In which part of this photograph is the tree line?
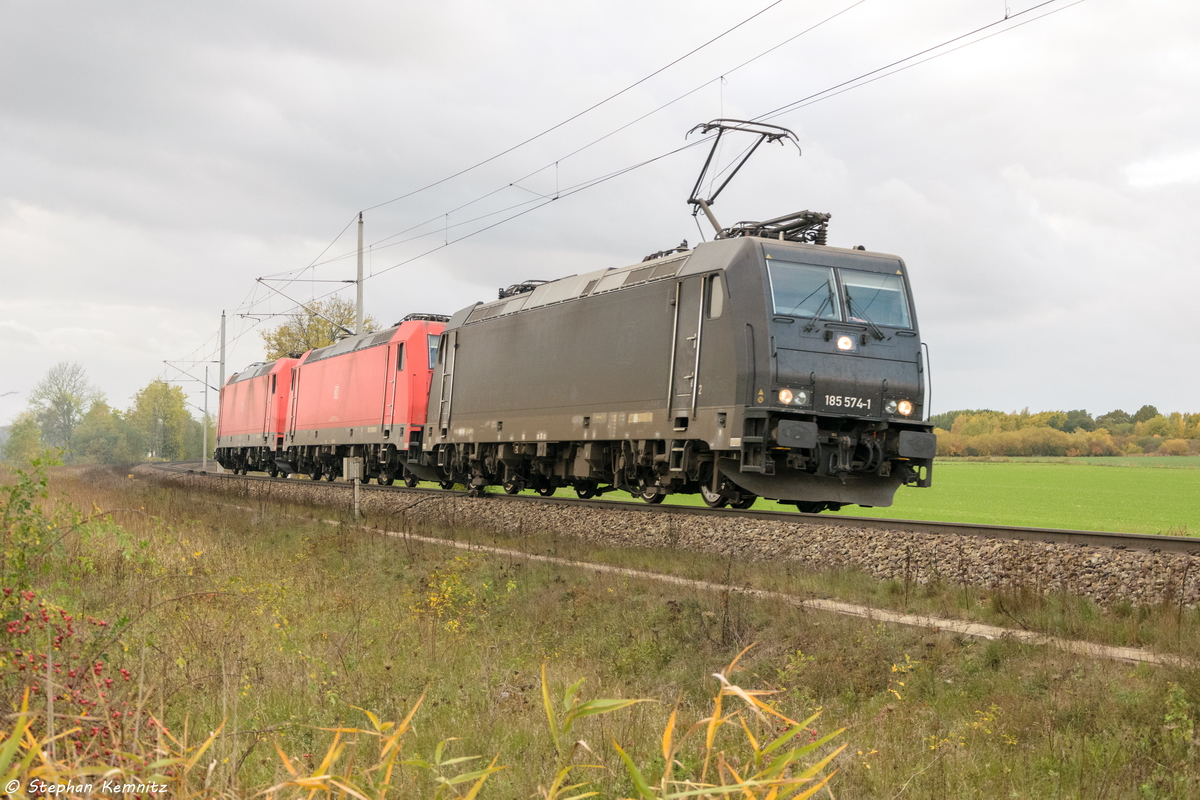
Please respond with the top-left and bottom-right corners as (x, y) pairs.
(2, 300), (370, 467)
(931, 406), (1200, 458)
(1, 362), (213, 466)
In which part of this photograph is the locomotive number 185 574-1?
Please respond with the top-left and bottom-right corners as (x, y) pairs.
(824, 395), (871, 410)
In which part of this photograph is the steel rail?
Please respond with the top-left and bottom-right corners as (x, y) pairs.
(150, 462), (1200, 555)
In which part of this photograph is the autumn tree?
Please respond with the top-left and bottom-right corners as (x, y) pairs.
(72, 402), (144, 464)
(127, 380), (192, 460)
(1095, 409), (1132, 431)
(183, 413), (215, 461)
(27, 362), (102, 458)
(259, 298), (379, 360)
(1132, 404), (1160, 423)
(1063, 409), (1095, 432)
(2, 413), (43, 464)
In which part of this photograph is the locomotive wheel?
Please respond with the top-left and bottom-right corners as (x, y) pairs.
(503, 480), (521, 495)
(438, 480), (457, 490)
(700, 486), (728, 509)
(535, 486), (556, 497)
(403, 473), (420, 488)
(377, 474), (395, 486)
(308, 469), (322, 481)
(794, 501), (828, 514)
(639, 487), (665, 504)
(729, 494), (756, 510)
(324, 471), (336, 482)
(574, 482), (598, 499)
(268, 465), (280, 478)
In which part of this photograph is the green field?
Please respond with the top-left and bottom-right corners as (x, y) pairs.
(525, 458), (1200, 536)
(830, 460), (1200, 535)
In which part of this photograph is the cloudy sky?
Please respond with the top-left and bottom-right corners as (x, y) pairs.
(2, 0), (1197, 426)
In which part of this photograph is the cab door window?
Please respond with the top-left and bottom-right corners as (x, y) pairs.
(428, 334), (440, 368)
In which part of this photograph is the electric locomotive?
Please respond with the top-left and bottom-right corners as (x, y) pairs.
(216, 313), (448, 482)
(215, 356), (301, 475)
(421, 120), (936, 510)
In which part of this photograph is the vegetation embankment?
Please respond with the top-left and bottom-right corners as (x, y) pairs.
(931, 405), (1200, 458)
(5, 462), (1200, 797)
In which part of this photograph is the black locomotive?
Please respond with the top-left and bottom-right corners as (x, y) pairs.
(416, 121), (936, 510)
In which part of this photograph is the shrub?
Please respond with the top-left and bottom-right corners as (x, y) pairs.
(1160, 439), (1190, 457)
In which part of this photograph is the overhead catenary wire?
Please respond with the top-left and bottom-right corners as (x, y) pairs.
(190, 0), (1089, 372)
(283, 0), (1090, 288)
(755, 0), (1085, 122)
(264, 0), (791, 292)
(357, 0), (786, 217)
(259, 0), (878, 281)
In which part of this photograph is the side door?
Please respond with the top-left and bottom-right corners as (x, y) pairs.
(668, 275), (707, 426)
(436, 330), (456, 434)
(286, 367), (300, 444)
(262, 373), (276, 441)
(384, 341), (406, 429)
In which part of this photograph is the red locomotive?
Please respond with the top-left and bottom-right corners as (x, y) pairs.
(215, 314), (447, 483)
(215, 357), (300, 476)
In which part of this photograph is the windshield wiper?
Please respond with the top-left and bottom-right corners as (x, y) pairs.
(846, 292), (886, 340)
(802, 294), (833, 331)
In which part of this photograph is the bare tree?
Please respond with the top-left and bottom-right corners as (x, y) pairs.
(28, 362), (102, 457)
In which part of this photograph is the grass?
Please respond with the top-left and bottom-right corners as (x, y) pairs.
(985, 456), (1200, 469)
(6, 462), (1200, 797)
(835, 461), (1200, 535)
(500, 458), (1200, 536)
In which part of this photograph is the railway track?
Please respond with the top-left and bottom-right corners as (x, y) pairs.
(151, 461), (1200, 556)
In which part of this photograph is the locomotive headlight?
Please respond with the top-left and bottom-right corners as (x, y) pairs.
(778, 389), (811, 406)
(836, 335), (856, 351)
(897, 400), (914, 416)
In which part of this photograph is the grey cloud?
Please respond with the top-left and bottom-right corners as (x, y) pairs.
(2, 0), (1198, 418)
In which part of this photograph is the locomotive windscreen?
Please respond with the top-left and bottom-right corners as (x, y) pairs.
(842, 270), (911, 329)
(766, 256), (913, 330)
(765, 260), (841, 320)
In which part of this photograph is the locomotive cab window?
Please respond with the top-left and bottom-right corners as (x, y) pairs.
(841, 270), (912, 329)
(706, 274), (724, 319)
(429, 334), (441, 368)
(766, 260), (841, 321)
(395, 343), (405, 371)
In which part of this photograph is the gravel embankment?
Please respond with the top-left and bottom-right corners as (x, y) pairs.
(141, 467), (1200, 608)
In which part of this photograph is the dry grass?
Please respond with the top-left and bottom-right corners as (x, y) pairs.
(4, 461), (1200, 797)
(2, 463), (849, 798)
